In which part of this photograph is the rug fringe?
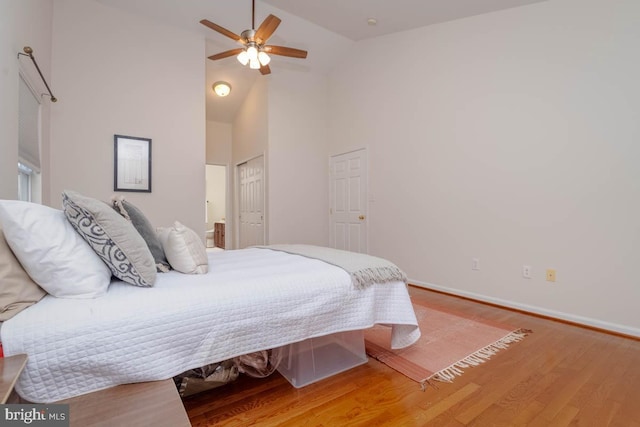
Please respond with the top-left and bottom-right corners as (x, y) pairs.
(420, 379), (440, 392)
(429, 328), (532, 384)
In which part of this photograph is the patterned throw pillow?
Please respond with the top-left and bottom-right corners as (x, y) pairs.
(62, 190), (157, 287)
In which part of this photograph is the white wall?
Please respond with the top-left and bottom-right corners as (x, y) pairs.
(0, 0), (53, 202)
(206, 120), (231, 165)
(267, 71), (330, 245)
(232, 79), (268, 165)
(50, 0), (206, 237)
(230, 71), (330, 247)
(328, 0), (640, 334)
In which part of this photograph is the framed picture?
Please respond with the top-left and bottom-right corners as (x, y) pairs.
(114, 134), (152, 192)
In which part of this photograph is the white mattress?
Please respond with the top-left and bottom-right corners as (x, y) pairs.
(1, 248), (420, 403)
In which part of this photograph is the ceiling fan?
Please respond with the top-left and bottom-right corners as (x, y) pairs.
(200, 0), (308, 75)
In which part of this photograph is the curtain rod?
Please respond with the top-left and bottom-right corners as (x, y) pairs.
(17, 46), (57, 102)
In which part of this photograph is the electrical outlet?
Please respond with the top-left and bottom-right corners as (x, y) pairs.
(522, 265), (532, 279)
(546, 269), (556, 282)
(472, 258), (480, 271)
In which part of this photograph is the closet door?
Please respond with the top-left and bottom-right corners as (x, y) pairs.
(238, 156), (264, 248)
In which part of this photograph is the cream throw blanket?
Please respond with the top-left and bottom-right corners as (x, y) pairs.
(258, 244), (407, 289)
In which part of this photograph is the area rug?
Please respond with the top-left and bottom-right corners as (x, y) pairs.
(364, 300), (530, 387)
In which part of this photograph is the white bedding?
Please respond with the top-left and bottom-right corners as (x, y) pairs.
(1, 248), (420, 403)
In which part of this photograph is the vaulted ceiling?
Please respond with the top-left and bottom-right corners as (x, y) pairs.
(96, 0), (547, 122)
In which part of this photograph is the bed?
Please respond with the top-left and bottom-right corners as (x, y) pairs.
(1, 247), (420, 403)
(0, 193), (419, 404)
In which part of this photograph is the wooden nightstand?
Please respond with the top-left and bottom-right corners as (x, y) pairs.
(0, 354), (28, 403)
(1, 355), (190, 426)
(57, 380), (191, 427)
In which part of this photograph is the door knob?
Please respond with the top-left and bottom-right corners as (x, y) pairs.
(359, 215), (365, 220)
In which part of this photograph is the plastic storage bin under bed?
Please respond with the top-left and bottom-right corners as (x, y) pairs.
(276, 329), (368, 388)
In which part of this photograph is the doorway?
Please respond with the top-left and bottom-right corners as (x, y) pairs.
(329, 148), (368, 253)
(206, 164), (227, 249)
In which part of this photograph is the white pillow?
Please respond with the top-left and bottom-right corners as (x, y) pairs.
(157, 221), (208, 274)
(0, 200), (112, 298)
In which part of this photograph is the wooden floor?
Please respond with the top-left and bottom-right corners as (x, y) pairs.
(183, 286), (640, 426)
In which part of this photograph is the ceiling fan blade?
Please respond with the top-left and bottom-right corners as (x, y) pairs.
(264, 45), (308, 59)
(200, 19), (242, 42)
(255, 14), (281, 44)
(208, 48), (245, 61)
(259, 64), (271, 75)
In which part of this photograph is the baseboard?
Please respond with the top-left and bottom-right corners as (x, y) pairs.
(410, 279), (640, 339)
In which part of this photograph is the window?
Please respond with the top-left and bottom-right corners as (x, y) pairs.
(17, 162), (33, 202)
(18, 74), (42, 203)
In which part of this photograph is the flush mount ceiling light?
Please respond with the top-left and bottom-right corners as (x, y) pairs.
(200, 0), (308, 75)
(213, 81), (231, 97)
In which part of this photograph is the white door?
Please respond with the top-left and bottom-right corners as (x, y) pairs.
(238, 156), (265, 248)
(330, 149), (367, 253)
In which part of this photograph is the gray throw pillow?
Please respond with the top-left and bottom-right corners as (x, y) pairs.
(112, 196), (170, 272)
(62, 190), (157, 287)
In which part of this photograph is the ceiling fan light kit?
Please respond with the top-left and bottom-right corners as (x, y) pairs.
(258, 51), (271, 66)
(237, 50), (249, 65)
(201, 0), (307, 75)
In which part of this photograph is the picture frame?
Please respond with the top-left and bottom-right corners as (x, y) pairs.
(114, 134), (152, 192)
